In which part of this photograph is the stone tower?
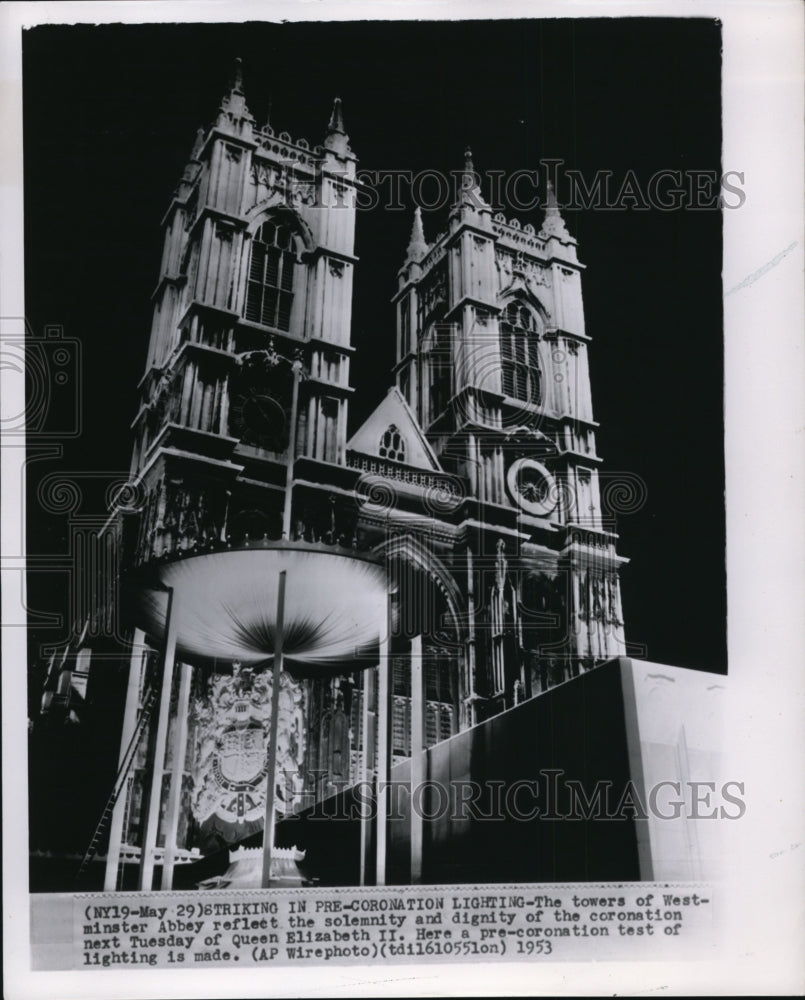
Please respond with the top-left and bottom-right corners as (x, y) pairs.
(388, 152), (627, 717)
(131, 59), (359, 551)
(103, 61), (367, 889)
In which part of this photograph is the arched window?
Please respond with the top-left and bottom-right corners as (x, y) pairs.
(379, 424), (406, 462)
(245, 220), (296, 331)
(427, 322), (452, 423)
(499, 301), (541, 404)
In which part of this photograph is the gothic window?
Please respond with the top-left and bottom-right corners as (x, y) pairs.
(389, 653), (455, 757)
(400, 297), (410, 357)
(350, 681), (364, 756)
(245, 220), (296, 331)
(428, 324), (452, 422)
(319, 706), (349, 788)
(574, 467), (597, 527)
(490, 583), (506, 695)
(379, 424), (406, 462)
(123, 775), (144, 843)
(392, 696), (410, 759)
(390, 657), (410, 758)
(425, 649), (456, 744)
(489, 542), (511, 696)
(420, 266), (447, 320)
(425, 648), (452, 703)
(499, 301), (541, 404)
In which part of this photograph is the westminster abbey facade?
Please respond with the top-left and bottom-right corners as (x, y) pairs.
(40, 60), (627, 885)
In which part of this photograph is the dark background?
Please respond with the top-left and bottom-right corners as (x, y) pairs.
(23, 18), (726, 690)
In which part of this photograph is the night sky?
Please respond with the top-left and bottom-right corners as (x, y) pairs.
(23, 18), (725, 678)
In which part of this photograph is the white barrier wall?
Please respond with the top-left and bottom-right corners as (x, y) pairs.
(620, 658), (728, 882)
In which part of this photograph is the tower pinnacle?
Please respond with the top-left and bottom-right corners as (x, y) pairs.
(406, 205), (429, 262)
(231, 56), (245, 95)
(327, 96), (346, 135)
(216, 56), (254, 131)
(190, 127), (205, 161)
(540, 178), (571, 240)
(324, 97), (351, 155)
(453, 144), (487, 210)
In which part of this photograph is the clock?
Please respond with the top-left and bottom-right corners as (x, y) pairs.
(506, 458), (557, 517)
(232, 388), (288, 451)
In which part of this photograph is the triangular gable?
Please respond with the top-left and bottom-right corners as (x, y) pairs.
(347, 387), (442, 471)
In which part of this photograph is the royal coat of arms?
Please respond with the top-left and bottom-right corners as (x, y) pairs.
(190, 663), (306, 846)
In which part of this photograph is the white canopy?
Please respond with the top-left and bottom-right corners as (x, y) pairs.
(129, 543), (388, 676)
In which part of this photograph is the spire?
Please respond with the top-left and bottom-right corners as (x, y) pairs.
(406, 205), (429, 262)
(327, 96), (345, 135)
(264, 97), (273, 133)
(454, 144), (487, 210)
(216, 56), (254, 132)
(231, 56), (245, 95)
(546, 177), (558, 213)
(539, 178), (571, 240)
(323, 96), (351, 155)
(459, 146), (477, 196)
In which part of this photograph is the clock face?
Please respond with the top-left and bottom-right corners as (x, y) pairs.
(506, 458), (557, 517)
(232, 389), (288, 451)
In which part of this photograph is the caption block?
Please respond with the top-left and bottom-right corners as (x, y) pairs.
(30, 884), (716, 970)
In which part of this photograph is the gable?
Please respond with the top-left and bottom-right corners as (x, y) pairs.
(346, 387), (442, 471)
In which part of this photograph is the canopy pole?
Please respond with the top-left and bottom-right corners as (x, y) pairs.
(375, 596), (391, 886)
(281, 360), (304, 540)
(139, 588), (178, 891)
(410, 634), (425, 884)
(105, 628), (146, 891)
(359, 664), (377, 886)
(261, 569), (287, 888)
(161, 661), (193, 890)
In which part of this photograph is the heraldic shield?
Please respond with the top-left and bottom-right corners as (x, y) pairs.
(191, 665), (306, 850)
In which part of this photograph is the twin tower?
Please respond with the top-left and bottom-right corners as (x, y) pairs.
(106, 59), (627, 885)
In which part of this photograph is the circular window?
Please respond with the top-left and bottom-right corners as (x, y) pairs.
(506, 459), (557, 517)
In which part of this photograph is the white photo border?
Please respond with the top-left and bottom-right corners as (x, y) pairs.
(2, 1), (804, 997)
